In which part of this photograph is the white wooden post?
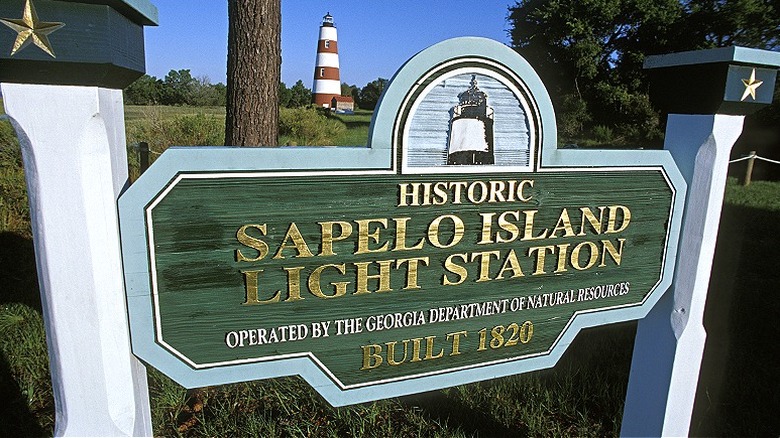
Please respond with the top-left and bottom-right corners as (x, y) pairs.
(1, 83), (152, 437)
(621, 47), (780, 437)
(621, 114), (744, 437)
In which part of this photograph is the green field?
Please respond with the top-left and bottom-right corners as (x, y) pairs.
(124, 105), (372, 149)
(1, 106), (779, 436)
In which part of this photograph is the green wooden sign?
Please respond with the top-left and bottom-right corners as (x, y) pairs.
(120, 38), (686, 405)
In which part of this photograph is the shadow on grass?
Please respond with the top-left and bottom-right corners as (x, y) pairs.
(403, 323), (635, 437)
(0, 231), (52, 436)
(337, 119), (373, 130)
(327, 113), (372, 130)
(401, 389), (518, 436)
(0, 232), (41, 311)
(0, 353), (47, 437)
(691, 204), (780, 436)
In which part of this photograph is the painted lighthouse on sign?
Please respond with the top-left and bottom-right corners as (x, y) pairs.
(447, 75), (495, 165)
(401, 70), (535, 172)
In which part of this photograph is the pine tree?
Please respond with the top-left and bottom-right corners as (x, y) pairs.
(225, 0), (281, 146)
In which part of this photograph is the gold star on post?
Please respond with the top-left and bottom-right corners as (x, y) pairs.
(0, 0), (64, 58)
(741, 68), (764, 101)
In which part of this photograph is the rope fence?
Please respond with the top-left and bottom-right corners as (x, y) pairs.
(728, 151), (779, 186)
(729, 152), (780, 165)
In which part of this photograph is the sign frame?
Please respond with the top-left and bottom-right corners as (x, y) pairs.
(119, 37), (686, 406)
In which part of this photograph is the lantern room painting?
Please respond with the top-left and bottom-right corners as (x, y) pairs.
(401, 70), (538, 173)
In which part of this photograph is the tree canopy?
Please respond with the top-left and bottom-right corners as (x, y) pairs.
(509, 0), (780, 143)
(358, 78), (388, 110)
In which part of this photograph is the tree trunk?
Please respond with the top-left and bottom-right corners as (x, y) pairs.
(225, 0), (281, 146)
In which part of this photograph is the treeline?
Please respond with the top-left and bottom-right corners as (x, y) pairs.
(124, 70), (390, 111)
(509, 0), (780, 145)
(124, 70), (227, 106)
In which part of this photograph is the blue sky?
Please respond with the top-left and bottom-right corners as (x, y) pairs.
(144, 1), (516, 88)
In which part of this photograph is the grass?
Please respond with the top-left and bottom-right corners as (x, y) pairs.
(124, 105), (225, 123)
(327, 109), (373, 146)
(1, 106), (779, 436)
(723, 177), (780, 211)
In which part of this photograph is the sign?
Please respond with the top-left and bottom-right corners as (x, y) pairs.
(120, 37), (686, 406)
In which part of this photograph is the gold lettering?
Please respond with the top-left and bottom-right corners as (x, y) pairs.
(410, 337), (423, 362)
(443, 253), (468, 286)
(432, 182), (449, 205)
(392, 217), (425, 251)
(496, 249), (524, 279)
(354, 260), (393, 294)
(308, 264), (349, 298)
(555, 244), (569, 273)
(447, 330), (468, 356)
(283, 266), (305, 302)
(578, 206), (606, 236)
(398, 183), (419, 207)
(497, 210), (521, 243)
(471, 251), (501, 282)
(518, 180), (534, 202)
(273, 222), (315, 259)
(318, 221), (352, 257)
(478, 212), (496, 245)
(571, 241), (600, 271)
(521, 210), (548, 241)
(396, 257), (430, 290)
(467, 181), (488, 204)
(600, 238), (626, 266)
(386, 340), (409, 366)
(235, 224), (269, 262)
(241, 269), (281, 305)
(424, 335), (444, 360)
(450, 181), (467, 204)
(550, 208), (576, 238)
(421, 182), (433, 206)
(489, 180), (507, 203)
(606, 205), (632, 233)
(360, 344), (383, 370)
(528, 245), (555, 275)
(506, 180), (518, 202)
(428, 214), (465, 248)
(355, 218), (390, 254)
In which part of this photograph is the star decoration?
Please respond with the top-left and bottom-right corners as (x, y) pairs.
(740, 68), (764, 101)
(0, 0), (64, 58)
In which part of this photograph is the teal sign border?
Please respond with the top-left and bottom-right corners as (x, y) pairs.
(119, 37), (686, 406)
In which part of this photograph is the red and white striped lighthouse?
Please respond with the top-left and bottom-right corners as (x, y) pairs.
(312, 13), (341, 108)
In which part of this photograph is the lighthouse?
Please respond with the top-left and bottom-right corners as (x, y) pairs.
(312, 13), (342, 108)
(447, 75), (495, 165)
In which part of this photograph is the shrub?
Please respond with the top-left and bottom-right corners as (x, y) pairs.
(279, 107), (345, 146)
(557, 93), (591, 140)
(126, 109), (224, 155)
(592, 125), (615, 144)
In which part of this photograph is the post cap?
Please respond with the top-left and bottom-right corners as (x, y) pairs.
(0, 0), (158, 89)
(644, 46), (780, 115)
(56, 0), (158, 26)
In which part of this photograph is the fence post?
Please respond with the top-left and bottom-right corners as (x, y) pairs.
(139, 141), (150, 174)
(0, 0), (157, 435)
(744, 151), (756, 186)
(623, 47), (780, 437)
